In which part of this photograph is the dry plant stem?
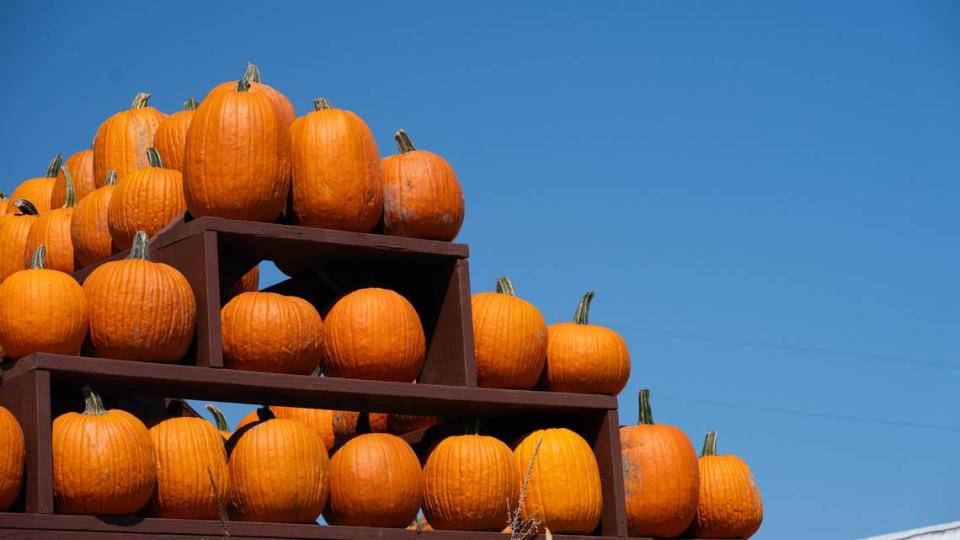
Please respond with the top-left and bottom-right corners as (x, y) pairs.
(207, 466), (229, 538)
(509, 437), (544, 540)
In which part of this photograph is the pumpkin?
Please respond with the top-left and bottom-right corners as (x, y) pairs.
(620, 389), (699, 537)
(687, 432), (763, 539)
(52, 149), (96, 206)
(23, 165), (78, 273)
(6, 154), (61, 215)
(289, 97), (383, 231)
(382, 129), (465, 240)
(148, 401), (229, 519)
(323, 433), (422, 527)
(0, 406), (24, 511)
(184, 76), (291, 222)
(83, 231), (196, 362)
(0, 193), (8, 215)
(472, 277), (547, 389)
(0, 199), (40, 282)
(330, 410), (388, 447)
(320, 288), (425, 381)
(71, 170), (120, 267)
(108, 148), (187, 250)
(52, 386), (156, 515)
(93, 92), (166, 185)
(228, 407), (329, 523)
(221, 291), (322, 374)
(513, 428), (602, 534)
(235, 406), (339, 453)
(222, 264), (260, 302)
(153, 98), (198, 171)
(422, 431), (519, 531)
(207, 63), (296, 126)
(544, 291), (630, 395)
(0, 245), (88, 358)
(205, 404), (232, 442)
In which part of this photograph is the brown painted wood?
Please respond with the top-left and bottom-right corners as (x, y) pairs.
(595, 410), (629, 537)
(0, 371), (52, 513)
(71, 213), (190, 283)
(420, 259), (476, 386)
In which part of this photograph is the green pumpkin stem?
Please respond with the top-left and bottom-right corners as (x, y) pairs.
(29, 245), (46, 270)
(183, 97), (199, 111)
(60, 165), (76, 208)
(146, 148), (164, 169)
(314, 97), (333, 111)
(81, 385), (107, 416)
(205, 404), (230, 432)
(128, 231), (151, 261)
(13, 199), (39, 216)
(131, 92), (151, 109)
(310, 365), (322, 377)
(395, 130), (416, 154)
(45, 153), (63, 178)
(638, 389), (654, 425)
(495, 276), (516, 296)
(701, 431), (718, 457)
(104, 170), (118, 186)
(0, 192), (6, 200)
(237, 78), (251, 92)
(573, 290), (596, 324)
(256, 406), (275, 422)
(244, 62), (262, 84)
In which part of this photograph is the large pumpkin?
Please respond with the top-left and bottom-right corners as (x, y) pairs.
(472, 277), (547, 389)
(6, 154), (62, 215)
(228, 407), (329, 523)
(544, 291), (630, 395)
(71, 170), (119, 267)
(108, 148), (187, 250)
(204, 404), (232, 442)
(153, 98), (198, 171)
(0, 199), (40, 282)
(323, 433), (422, 527)
(93, 92), (166, 185)
(320, 288), (425, 382)
(23, 165), (78, 273)
(621, 389), (699, 537)
(83, 231), (197, 362)
(289, 97), (383, 231)
(52, 386), (156, 515)
(52, 149), (96, 206)
(381, 129), (464, 240)
(184, 77), (291, 221)
(513, 428), (602, 534)
(207, 63), (296, 126)
(687, 432), (763, 539)
(0, 406), (24, 511)
(0, 245), (88, 358)
(422, 432), (519, 531)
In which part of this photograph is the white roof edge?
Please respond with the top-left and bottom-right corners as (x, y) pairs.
(863, 520), (960, 539)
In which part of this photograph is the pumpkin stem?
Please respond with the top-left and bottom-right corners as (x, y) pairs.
(395, 130), (416, 154)
(310, 365), (322, 377)
(573, 290), (596, 324)
(29, 245), (46, 270)
(256, 406), (275, 422)
(0, 192), (6, 200)
(183, 97), (199, 111)
(12, 199), (39, 216)
(313, 97), (333, 111)
(81, 385), (107, 416)
(701, 431), (718, 457)
(638, 389), (654, 425)
(128, 231), (151, 261)
(237, 78), (251, 92)
(131, 92), (151, 109)
(205, 404), (230, 432)
(45, 153), (63, 178)
(243, 62), (261, 84)
(146, 148), (164, 169)
(495, 276), (516, 296)
(104, 170), (118, 186)
(60, 165), (76, 208)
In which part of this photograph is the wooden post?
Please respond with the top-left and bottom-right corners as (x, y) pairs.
(0, 369), (53, 513)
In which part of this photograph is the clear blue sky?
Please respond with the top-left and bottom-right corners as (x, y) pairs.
(3, 2), (958, 538)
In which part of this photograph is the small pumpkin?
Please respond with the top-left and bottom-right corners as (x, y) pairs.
(323, 433), (422, 527)
(544, 291), (630, 395)
(382, 129), (465, 240)
(184, 75), (291, 221)
(687, 432), (763, 539)
(620, 389), (699, 537)
(153, 98), (199, 171)
(228, 407), (329, 523)
(23, 165), (79, 273)
(205, 404), (232, 442)
(0, 406), (25, 511)
(52, 149), (96, 206)
(83, 231), (197, 362)
(93, 92), (167, 185)
(0, 245), (88, 358)
(222, 264), (260, 303)
(513, 428), (602, 534)
(108, 148), (187, 250)
(71, 170), (120, 267)
(6, 154), (62, 215)
(319, 288), (425, 382)
(0, 199), (40, 282)
(207, 63), (296, 125)
(289, 97), (383, 231)
(52, 386), (156, 515)
(472, 277), (547, 389)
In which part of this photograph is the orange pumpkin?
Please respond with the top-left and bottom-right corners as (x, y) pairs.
(23, 165), (78, 273)
(222, 264), (260, 303)
(0, 199), (41, 282)
(207, 63), (296, 126)
(544, 291), (630, 395)
(0, 245), (87, 358)
(289, 97), (383, 231)
(83, 231), (197, 362)
(687, 432), (763, 539)
(205, 404), (232, 442)
(153, 97), (198, 171)
(620, 389), (699, 537)
(0, 406), (25, 511)
(235, 405), (337, 452)
(93, 92), (166, 185)
(0, 193), (8, 215)
(382, 129), (464, 240)
(108, 148), (187, 250)
(320, 288), (425, 382)
(52, 386), (156, 515)
(6, 154), (62, 215)
(472, 277), (547, 389)
(51, 149), (96, 207)
(184, 77), (291, 221)
(323, 433), (422, 527)
(71, 170), (120, 267)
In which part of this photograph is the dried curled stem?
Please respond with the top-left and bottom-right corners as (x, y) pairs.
(508, 436), (544, 539)
(207, 466), (229, 538)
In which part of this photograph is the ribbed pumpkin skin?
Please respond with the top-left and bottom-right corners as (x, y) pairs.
(221, 292), (323, 374)
(320, 288), (425, 381)
(324, 433), (422, 527)
(208, 79), (295, 126)
(7, 179), (55, 215)
(545, 323), (630, 395)
(93, 101), (166, 185)
(689, 455), (763, 539)
(184, 86), (291, 222)
(52, 407), (156, 514)
(24, 206), (77, 273)
(148, 417), (229, 519)
(0, 197), (8, 215)
(228, 417), (329, 523)
(270, 407), (336, 451)
(621, 425), (699, 537)
(0, 212), (39, 282)
(290, 105), (383, 231)
(108, 167), (186, 250)
(513, 428), (602, 534)
(83, 259), (196, 362)
(71, 181), (119, 267)
(471, 293), (547, 389)
(0, 406), (25, 511)
(382, 142), (464, 240)
(154, 109), (195, 172)
(423, 434), (518, 531)
(0, 264), (87, 358)
(52, 150), (96, 206)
